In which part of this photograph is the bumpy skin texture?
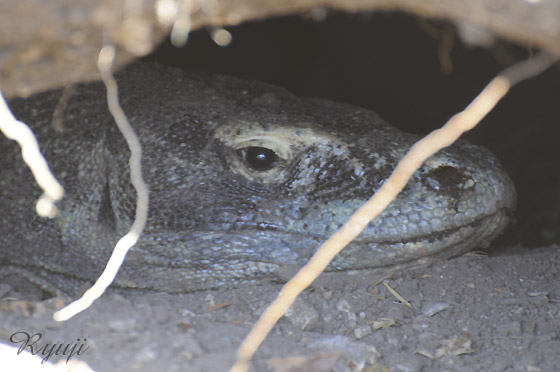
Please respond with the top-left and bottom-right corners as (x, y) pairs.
(0, 63), (516, 295)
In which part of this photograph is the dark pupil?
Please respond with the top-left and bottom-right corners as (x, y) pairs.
(243, 147), (277, 171)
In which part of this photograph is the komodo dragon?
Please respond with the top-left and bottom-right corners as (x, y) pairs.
(0, 63), (516, 296)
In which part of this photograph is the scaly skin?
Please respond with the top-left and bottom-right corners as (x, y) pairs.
(0, 63), (515, 294)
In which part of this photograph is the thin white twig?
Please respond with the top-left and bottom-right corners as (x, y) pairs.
(54, 45), (149, 321)
(170, 0), (193, 47)
(0, 91), (64, 218)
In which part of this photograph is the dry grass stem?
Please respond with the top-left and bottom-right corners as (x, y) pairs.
(230, 52), (557, 372)
(383, 281), (412, 309)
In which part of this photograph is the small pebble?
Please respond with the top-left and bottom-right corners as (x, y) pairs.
(421, 302), (451, 317)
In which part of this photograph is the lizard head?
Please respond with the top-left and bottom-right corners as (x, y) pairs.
(2, 63), (515, 295)
(106, 64), (516, 292)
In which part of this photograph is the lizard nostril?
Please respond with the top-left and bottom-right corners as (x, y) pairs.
(430, 165), (462, 179)
(425, 165), (469, 195)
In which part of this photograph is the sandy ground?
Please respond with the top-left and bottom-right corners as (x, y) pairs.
(1, 244), (558, 372)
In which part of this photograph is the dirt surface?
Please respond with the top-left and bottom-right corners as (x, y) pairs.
(1, 244), (559, 371)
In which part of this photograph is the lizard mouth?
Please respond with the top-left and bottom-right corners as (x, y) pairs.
(125, 206), (513, 293)
(139, 205), (512, 269)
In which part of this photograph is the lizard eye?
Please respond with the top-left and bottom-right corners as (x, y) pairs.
(237, 146), (278, 171)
